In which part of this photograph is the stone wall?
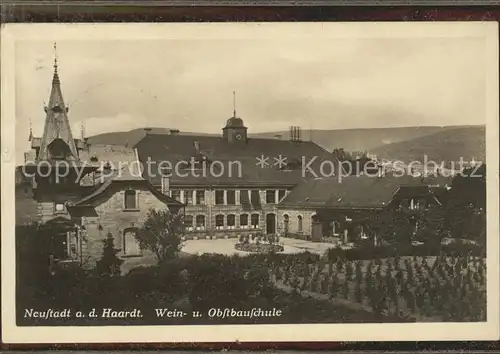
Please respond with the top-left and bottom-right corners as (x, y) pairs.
(82, 183), (170, 269)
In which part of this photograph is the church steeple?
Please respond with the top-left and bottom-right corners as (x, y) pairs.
(37, 43), (79, 162)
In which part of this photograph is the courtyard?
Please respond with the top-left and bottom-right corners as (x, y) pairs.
(182, 237), (339, 256)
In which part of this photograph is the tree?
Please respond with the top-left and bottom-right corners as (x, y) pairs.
(136, 208), (184, 264)
(366, 210), (412, 246)
(415, 209), (445, 247)
(332, 148), (351, 162)
(444, 164), (486, 243)
(96, 232), (123, 277)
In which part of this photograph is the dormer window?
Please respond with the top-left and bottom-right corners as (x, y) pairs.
(52, 105), (63, 113)
(48, 138), (71, 160)
(124, 190), (137, 210)
(282, 158), (301, 171)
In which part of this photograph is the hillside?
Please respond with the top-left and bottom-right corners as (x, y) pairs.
(371, 126), (486, 165)
(87, 125), (475, 153)
(86, 128), (216, 146)
(251, 126), (459, 152)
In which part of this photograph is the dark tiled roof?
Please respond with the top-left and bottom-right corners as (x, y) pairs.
(134, 134), (337, 187)
(279, 174), (452, 209)
(69, 174), (184, 208)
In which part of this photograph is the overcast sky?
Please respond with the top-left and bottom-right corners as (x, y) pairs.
(15, 33), (487, 160)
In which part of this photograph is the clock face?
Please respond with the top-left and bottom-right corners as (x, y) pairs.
(235, 133), (243, 140)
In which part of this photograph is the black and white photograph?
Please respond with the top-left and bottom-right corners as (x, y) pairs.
(1, 22), (499, 343)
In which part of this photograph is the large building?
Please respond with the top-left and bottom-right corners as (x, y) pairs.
(16, 49), (183, 270)
(134, 112), (336, 240)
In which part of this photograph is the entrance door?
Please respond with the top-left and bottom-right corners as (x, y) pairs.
(312, 222), (323, 242)
(52, 232), (69, 260)
(266, 213), (276, 234)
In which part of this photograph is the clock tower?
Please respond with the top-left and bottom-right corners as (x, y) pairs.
(222, 91), (247, 143)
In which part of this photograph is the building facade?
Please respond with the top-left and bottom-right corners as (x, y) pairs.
(134, 112), (337, 241)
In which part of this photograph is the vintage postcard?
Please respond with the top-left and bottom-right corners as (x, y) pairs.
(1, 22), (499, 344)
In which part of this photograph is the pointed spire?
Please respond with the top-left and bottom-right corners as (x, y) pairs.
(37, 43), (79, 162)
(52, 42), (60, 85)
(233, 91), (236, 118)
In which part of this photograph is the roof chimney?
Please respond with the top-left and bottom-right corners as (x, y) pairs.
(170, 129), (180, 135)
(289, 126), (302, 142)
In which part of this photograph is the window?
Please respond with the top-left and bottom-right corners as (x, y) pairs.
(227, 190), (236, 205)
(297, 215), (303, 232)
(195, 215), (206, 229)
(124, 190), (137, 210)
(251, 190), (261, 206)
(195, 190), (205, 205)
(332, 221), (340, 236)
(227, 214), (236, 228)
(123, 228), (141, 256)
(266, 190), (276, 204)
(215, 190), (224, 205)
(251, 214), (260, 229)
(54, 203), (65, 213)
(215, 214), (224, 229)
(240, 190), (250, 204)
(283, 214), (289, 234)
(240, 214), (249, 228)
(161, 177), (170, 194)
(185, 215), (194, 231)
(185, 190), (193, 205)
(283, 158), (301, 171)
(278, 189), (286, 202)
(171, 190), (181, 202)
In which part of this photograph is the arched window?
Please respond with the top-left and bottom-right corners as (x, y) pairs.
(283, 214), (290, 235)
(195, 215), (206, 229)
(251, 214), (260, 229)
(297, 215), (303, 232)
(215, 214), (224, 229)
(124, 190), (137, 210)
(184, 215), (194, 231)
(227, 214), (236, 229)
(240, 214), (249, 228)
(123, 227), (141, 257)
(332, 221), (340, 236)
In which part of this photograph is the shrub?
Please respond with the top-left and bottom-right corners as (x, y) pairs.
(235, 243), (284, 253)
(96, 232), (124, 277)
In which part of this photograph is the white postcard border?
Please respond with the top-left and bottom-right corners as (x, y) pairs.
(1, 22), (499, 343)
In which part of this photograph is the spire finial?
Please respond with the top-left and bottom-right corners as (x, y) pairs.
(28, 118), (33, 141)
(53, 42), (58, 73)
(233, 91), (236, 117)
(81, 121), (85, 140)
